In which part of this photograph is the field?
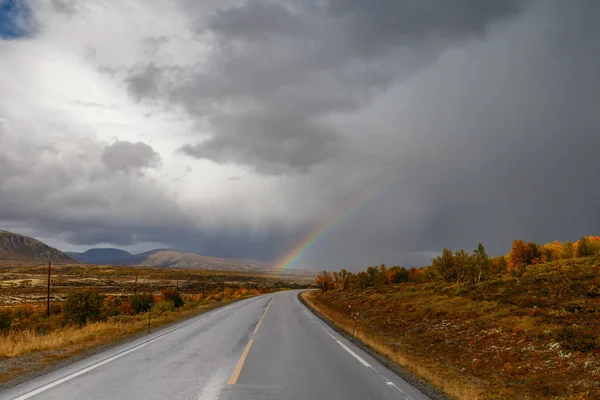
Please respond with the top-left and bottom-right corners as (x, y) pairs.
(303, 257), (600, 399)
(0, 262), (312, 386)
(0, 262), (312, 306)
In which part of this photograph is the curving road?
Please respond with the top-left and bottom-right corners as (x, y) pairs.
(1, 291), (429, 400)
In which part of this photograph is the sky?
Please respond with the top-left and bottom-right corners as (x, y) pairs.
(0, 0), (599, 270)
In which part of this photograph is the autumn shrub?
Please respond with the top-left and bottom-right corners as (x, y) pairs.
(161, 289), (184, 309)
(118, 301), (135, 316)
(13, 303), (35, 320)
(63, 288), (104, 327)
(130, 293), (153, 314)
(556, 325), (597, 352)
(10, 304), (43, 331)
(153, 300), (175, 314)
(0, 310), (12, 333)
(49, 304), (62, 316)
(103, 296), (123, 318)
(33, 320), (53, 335)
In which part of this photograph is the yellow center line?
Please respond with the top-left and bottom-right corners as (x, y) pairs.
(253, 318), (263, 334)
(228, 339), (254, 385)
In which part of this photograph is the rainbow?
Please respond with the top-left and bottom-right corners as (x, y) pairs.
(272, 170), (398, 270)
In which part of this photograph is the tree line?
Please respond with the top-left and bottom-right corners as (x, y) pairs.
(316, 235), (600, 291)
(316, 265), (415, 292)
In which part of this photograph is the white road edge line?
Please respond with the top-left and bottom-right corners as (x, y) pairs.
(336, 340), (370, 367)
(212, 304), (235, 316)
(12, 334), (163, 400)
(11, 299), (247, 400)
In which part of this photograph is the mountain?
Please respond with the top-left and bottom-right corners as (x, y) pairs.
(65, 248), (133, 265)
(129, 249), (266, 271)
(0, 230), (76, 263)
(67, 247), (267, 271)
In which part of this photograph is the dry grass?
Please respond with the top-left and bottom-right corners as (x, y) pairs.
(0, 300), (236, 384)
(302, 291), (484, 400)
(0, 305), (205, 358)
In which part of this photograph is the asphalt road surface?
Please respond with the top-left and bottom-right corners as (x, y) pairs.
(1, 290), (430, 400)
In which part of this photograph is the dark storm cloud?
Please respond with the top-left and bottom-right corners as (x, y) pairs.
(180, 114), (342, 174)
(125, 64), (163, 102)
(303, 0), (600, 265)
(207, 1), (304, 40)
(129, 0), (521, 174)
(102, 140), (162, 174)
(324, 0), (522, 57)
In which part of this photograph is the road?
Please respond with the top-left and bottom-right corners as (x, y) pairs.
(1, 291), (430, 400)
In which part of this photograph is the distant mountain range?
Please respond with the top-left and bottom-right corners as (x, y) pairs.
(0, 230), (75, 263)
(65, 247), (267, 271)
(65, 248), (133, 265)
(0, 230), (313, 275)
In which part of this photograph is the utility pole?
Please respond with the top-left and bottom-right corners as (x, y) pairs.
(134, 270), (138, 295)
(148, 303), (152, 333)
(46, 259), (51, 317)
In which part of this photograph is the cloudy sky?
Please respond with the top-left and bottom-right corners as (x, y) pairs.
(0, 0), (599, 270)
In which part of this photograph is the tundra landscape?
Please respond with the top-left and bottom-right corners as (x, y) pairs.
(0, 231), (311, 386)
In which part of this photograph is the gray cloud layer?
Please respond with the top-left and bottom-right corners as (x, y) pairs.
(2, 1), (600, 270)
(129, 0), (521, 174)
(102, 140), (162, 174)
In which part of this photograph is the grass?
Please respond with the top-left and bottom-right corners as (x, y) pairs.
(0, 302), (212, 359)
(302, 257), (600, 399)
(0, 297), (248, 384)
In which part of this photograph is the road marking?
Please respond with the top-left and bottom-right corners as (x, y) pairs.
(227, 339), (254, 385)
(253, 319), (263, 334)
(212, 304), (235, 316)
(336, 340), (370, 367)
(11, 300), (246, 400)
(261, 298), (274, 318)
(12, 333), (164, 400)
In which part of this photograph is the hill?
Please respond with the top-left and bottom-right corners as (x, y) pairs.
(0, 230), (76, 263)
(130, 249), (266, 271)
(305, 237), (600, 399)
(67, 247), (267, 272)
(65, 248), (133, 265)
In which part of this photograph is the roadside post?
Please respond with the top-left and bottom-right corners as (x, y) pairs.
(148, 303), (152, 333)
